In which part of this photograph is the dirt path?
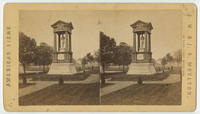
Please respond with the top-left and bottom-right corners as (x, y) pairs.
(101, 81), (136, 96)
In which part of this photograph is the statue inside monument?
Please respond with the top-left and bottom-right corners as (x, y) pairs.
(139, 35), (145, 52)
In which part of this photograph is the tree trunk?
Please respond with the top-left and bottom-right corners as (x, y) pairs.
(101, 63), (106, 84)
(59, 77), (64, 85)
(23, 63), (26, 74)
(137, 77), (143, 85)
(163, 65), (165, 73)
(123, 64), (125, 72)
(43, 64), (45, 72)
(83, 65), (85, 73)
(22, 63), (27, 84)
(102, 63), (105, 73)
(101, 73), (105, 85)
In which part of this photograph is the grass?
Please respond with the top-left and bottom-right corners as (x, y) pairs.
(19, 83), (35, 89)
(103, 72), (170, 81)
(100, 83), (114, 88)
(102, 69), (181, 81)
(101, 82), (181, 105)
(18, 67), (181, 105)
(19, 72), (47, 79)
(19, 83), (100, 105)
(105, 65), (128, 71)
(32, 73), (90, 81)
(19, 72), (92, 81)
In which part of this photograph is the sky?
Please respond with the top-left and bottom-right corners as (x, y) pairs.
(19, 10), (182, 60)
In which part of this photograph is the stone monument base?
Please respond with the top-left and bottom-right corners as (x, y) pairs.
(48, 63), (77, 75)
(127, 63), (156, 75)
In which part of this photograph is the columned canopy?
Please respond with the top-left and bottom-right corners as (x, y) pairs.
(51, 20), (74, 63)
(130, 20), (153, 63)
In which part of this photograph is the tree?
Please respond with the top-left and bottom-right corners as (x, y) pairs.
(81, 57), (87, 73)
(72, 58), (77, 64)
(151, 58), (157, 65)
(94, 50), (100, 62)
(100, 32), (116, 85)
(113, 42), (132, 72)
(174, 49), (182, 65)
(100, 32), (116, 73)
(166, 53), (173, 63)
(19, 32), (36, 73)
(34, 42), (53, 72)
(86, 53), (95, 71)
(19, 32), (36, 84)
(161, 57), (167, 69)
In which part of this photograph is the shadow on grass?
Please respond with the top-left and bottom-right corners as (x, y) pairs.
(101, 82), (181, 105)
(19, 83), (100, 105)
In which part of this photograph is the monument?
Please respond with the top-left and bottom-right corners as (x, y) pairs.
(48, 20), (77, 75)
(127, 20), (156, 75)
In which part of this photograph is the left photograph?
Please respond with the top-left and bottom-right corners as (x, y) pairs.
(18, 11), (100, 105)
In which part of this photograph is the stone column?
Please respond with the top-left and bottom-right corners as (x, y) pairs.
(69, 33), (72, 63)
(64, 32), (68, 62)
(146, 33), (149, 52)
(61, 34), (64, 49)
(133, 32), (136, 52)
(58, 34), (61, 51)
(53, 32), (57, 62)
(145, 32), (148, 52)
(138, 33), (140, 52)
(54, 32), (57, 51)
(149, 33), (151, 52)
(65, 32), (69, 51)
(69, 33), (72, 52)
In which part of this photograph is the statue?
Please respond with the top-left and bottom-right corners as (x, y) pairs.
(58, 35), (65, 52)
(139, 35), (145, 52)
(61, 36), (65, 50)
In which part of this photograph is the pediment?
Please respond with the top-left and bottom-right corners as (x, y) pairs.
(51, 20), (73, 30)
(130, 20), (153, 32)
(51, 20), (73, 33)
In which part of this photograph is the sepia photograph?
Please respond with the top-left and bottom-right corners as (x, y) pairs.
(18, 10), (182, 105)
(99, 10), (182, 105)
(18, 11), (100, 105)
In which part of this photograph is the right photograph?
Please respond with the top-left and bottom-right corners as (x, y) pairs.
(100, 10), (182, 105)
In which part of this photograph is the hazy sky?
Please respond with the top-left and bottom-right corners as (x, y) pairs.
(19, 10), (182, 60)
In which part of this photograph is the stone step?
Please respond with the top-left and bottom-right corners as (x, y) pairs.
(127, 63), (156, 75)
(48, 63), (77, 75)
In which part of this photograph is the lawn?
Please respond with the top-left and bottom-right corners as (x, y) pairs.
(19, 83), (35, 89)
(103, 72), (169, 81)
(19, 83), (100, 105)
(101, 82), (181, 105)
(100, 83), (114, 88)
(19, 71), (92, 81)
